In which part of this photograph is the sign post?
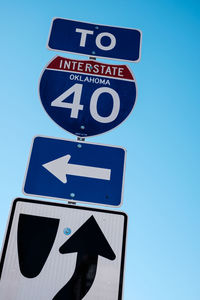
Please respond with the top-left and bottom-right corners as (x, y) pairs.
(0, 17), (142, 300)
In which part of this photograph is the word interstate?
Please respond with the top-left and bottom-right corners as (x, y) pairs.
(48, 56), (134, 79)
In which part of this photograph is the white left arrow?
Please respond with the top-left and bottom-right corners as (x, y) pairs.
(42, 154), (111, 183)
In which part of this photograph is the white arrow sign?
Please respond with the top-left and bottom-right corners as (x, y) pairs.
(42, 154), (111, 183)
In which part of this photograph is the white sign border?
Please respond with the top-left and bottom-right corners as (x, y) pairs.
(22, 135), (127, 208)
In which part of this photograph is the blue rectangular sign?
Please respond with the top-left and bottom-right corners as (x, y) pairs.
(48, 18), (142, 62)
(23, 136), (126, 207)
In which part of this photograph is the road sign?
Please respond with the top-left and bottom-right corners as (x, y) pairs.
(0, 198), (127, 300)
(48, 18), (142, 62)
(23, 136), (126, 207)
(39, 56), (137, 137)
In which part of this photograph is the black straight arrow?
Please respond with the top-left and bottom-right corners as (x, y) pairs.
(53, 215), (116, 300)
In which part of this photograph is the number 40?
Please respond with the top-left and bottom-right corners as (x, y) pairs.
(51, 83), (120, 124)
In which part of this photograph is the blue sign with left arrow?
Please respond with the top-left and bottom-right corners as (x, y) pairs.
(23, 136), (126, 207)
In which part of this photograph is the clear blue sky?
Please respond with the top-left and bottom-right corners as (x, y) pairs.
(0, 1), (200, 299)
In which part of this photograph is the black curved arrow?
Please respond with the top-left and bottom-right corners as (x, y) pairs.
(53, 215), (116, 300)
